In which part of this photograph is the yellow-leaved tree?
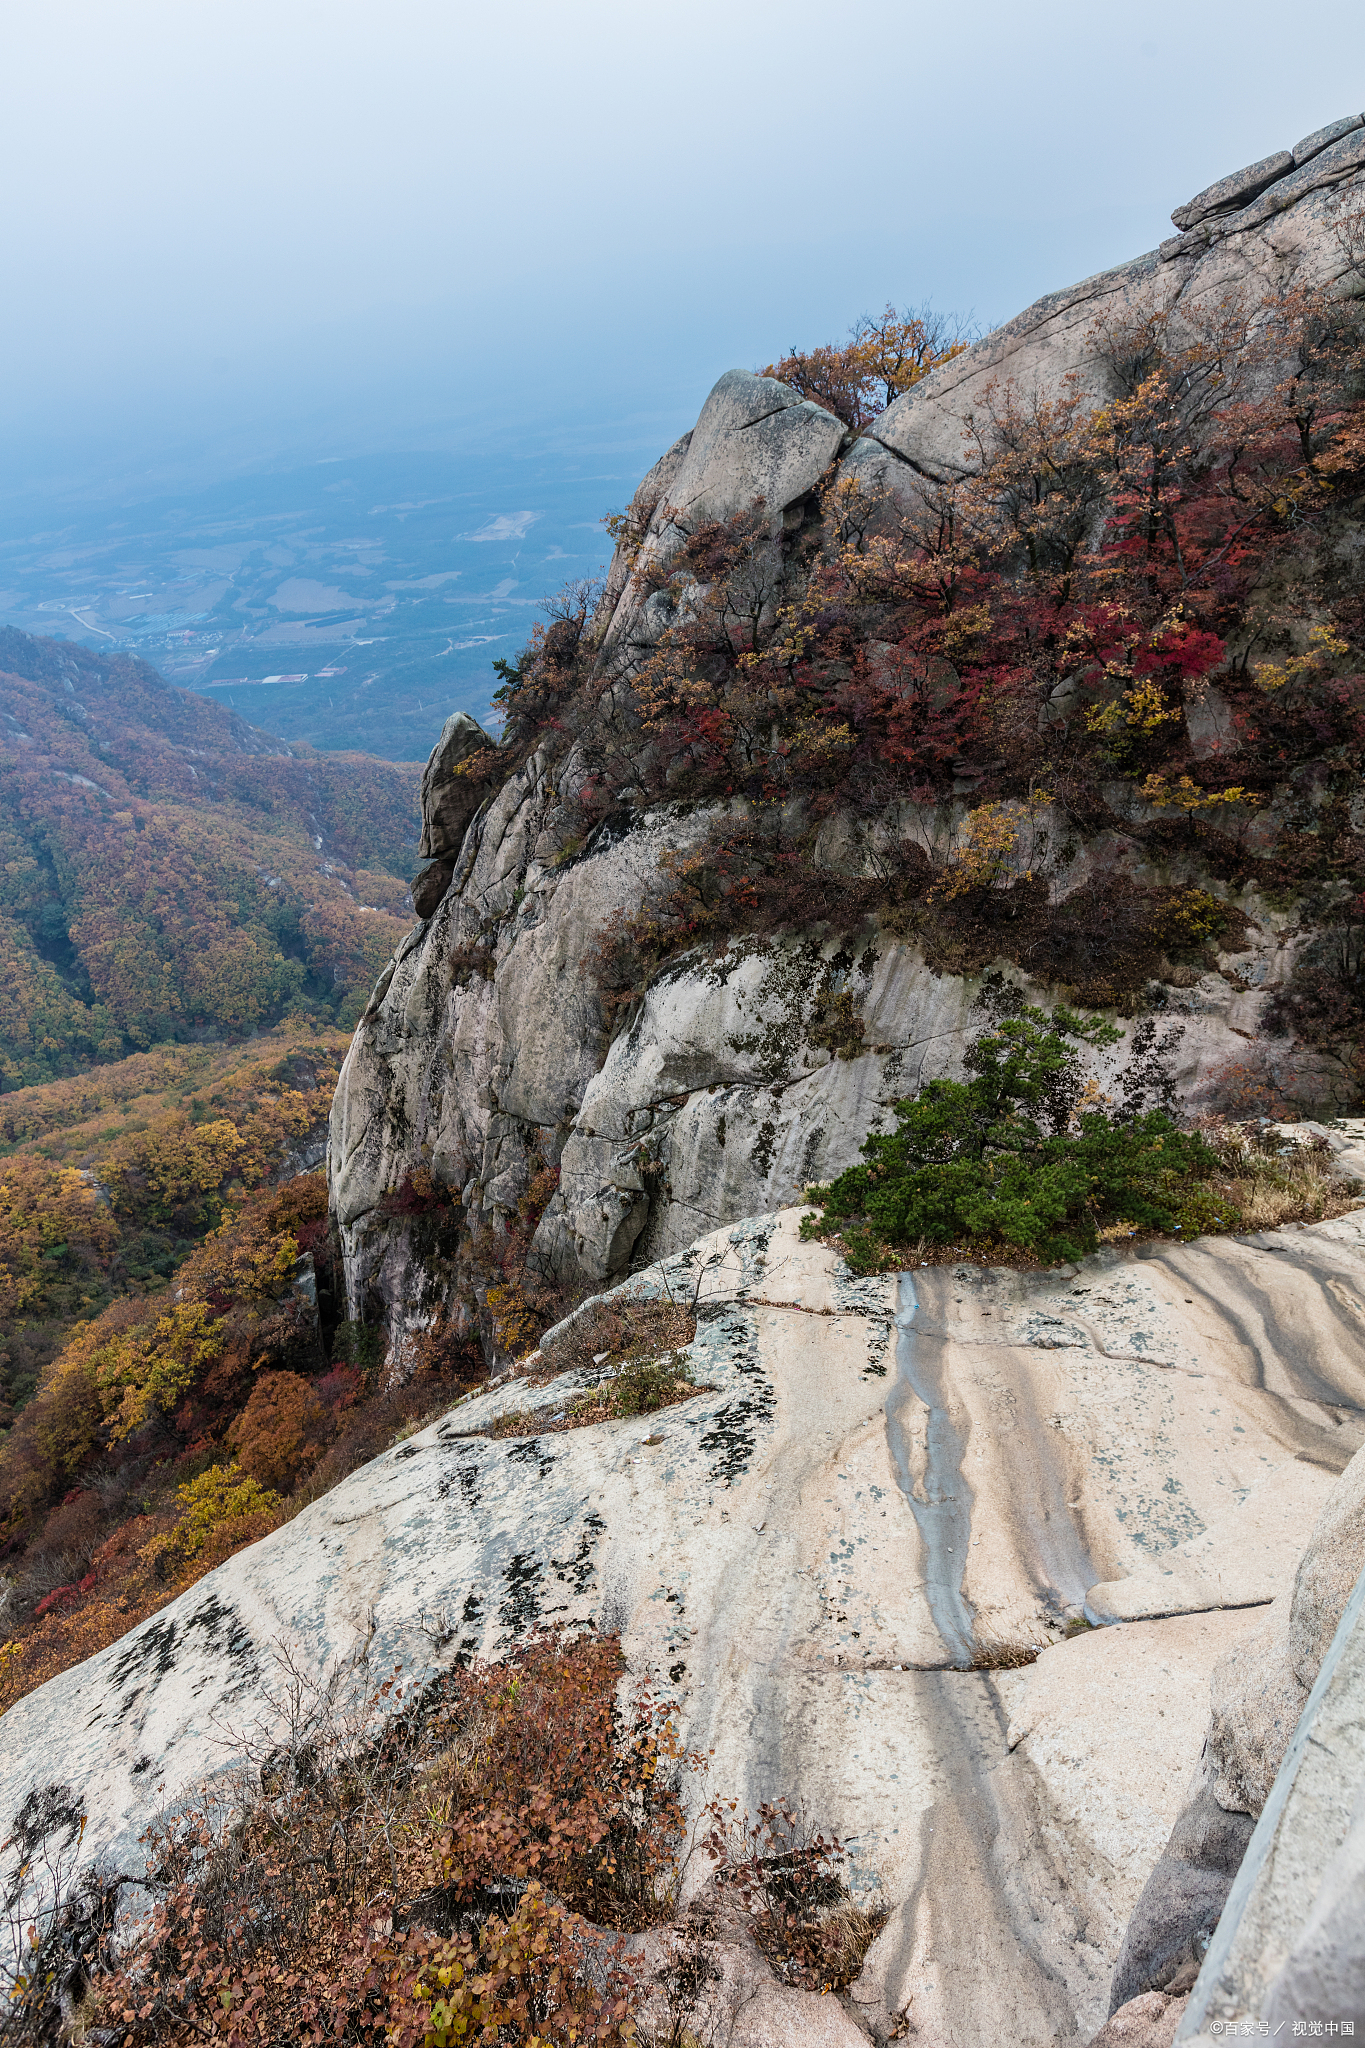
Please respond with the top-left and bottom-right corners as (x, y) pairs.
(762, 304), (970, 433)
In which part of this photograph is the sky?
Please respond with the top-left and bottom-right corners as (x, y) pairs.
(4, 0), (1364, 506)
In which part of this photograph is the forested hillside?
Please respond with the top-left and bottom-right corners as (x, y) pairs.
(0, 1023), (489, 1722)
(0, 628), (420, 1086)
(0, 639), (445, 1713)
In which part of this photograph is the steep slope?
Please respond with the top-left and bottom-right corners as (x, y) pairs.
(5, 120), (1365, 2044)
(0, 629), (420, 1082)
(331, 124), (1365, 1370)
(4, 1204), (1363, 2039)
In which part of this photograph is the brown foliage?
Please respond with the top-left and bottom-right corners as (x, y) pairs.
(532, 1294), (697, 1380)
(228, 1370), (331, 1492)
(79, 1631), (679, 2046)
(762, 304), (972, 432)
(477, 281), (1358, 1103)
(0, 1032), (343, 1430)
(0, 1161), (380, 1710)
(1264, 918), (1365, 1073)
(487, 1352), (701, 1440)
(701, 1796), (886, 1993)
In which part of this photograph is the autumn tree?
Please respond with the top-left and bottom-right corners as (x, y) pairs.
(229, 1370), (331, 1491)
(762, 303), (972, 431)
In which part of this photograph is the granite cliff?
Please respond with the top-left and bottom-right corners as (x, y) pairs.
(331, 113), (1365, 1371)
(3, 119), (1365, 2044)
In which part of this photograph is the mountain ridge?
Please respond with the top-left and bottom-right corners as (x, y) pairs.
(0, 626), (421, 1089)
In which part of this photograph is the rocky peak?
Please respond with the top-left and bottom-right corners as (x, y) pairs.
(1161, 112), (1365, 257)
(329, 120), (1365, 1380)
(1170, 114), (1364, 232)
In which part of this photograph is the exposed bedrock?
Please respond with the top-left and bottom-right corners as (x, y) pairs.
(1170, 1507), (1365, 2039)
(330, 732), (1352, 1356)
(1107, 1427), (1365, 2023)
(6, 1208), (1364, 2039)
(329, 757), (1345, 1356)
(328, 132), (1365, 1362)
(849, 118), (1365, 493)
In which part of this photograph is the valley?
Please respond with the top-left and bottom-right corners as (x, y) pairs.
(0, 445), (672, 762)
(3, 111), (1365, 2048)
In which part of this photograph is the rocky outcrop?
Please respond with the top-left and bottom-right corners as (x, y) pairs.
(6, 1207), (1364, 2038)
(1207, 1438), (1365, 1817)
(327, 125), (1365, 1367)
(418, 710), (493, 861)
(1108, 1434), (1365, 2018)
(1176, 1537), (1365, 2036)
(1166, 116), (1365, 236)
(6, 115), (1365, 2042)
(601, 369), (848, 655)
(408, 708), (494, 919)
(332, 755), (1353, 1358)
(1164, 115), (1365, 255)
(840, 113), (1365, 491)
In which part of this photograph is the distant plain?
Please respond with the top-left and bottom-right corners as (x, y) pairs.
(0, 443), (663, 761)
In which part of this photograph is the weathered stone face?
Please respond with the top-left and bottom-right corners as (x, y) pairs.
(1106, 1367), (1365, 2024)
(849, 140), (1364, 488)
(601, 370), (847, 657)
(10, 118), (1365, 2042)
(332, 766), (1342, 1361)
(326, 140), (1365, 1365)
(1170, 150), (1296, 232)
(409, 858), (454, 920)
(8, 1205), (1364, 2038)
(417, 709), (493, 861)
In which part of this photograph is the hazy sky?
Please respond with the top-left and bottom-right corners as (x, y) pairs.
(4, 0), (1365, 493)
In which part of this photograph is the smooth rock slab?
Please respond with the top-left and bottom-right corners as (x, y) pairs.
(853, 1611), (1263, 2044)
(4, 1207), (1365, 2039)
(1086, 1460), (1338, 1624)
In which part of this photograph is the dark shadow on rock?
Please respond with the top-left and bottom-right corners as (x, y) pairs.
(1109, 1779), (1253, 2013)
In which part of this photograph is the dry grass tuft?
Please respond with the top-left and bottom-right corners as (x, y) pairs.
(969, 1638), (1042, 1670)
(1198, 1118), (1362, 1233)
(487, 1352), (703, 1439)
(814, 1899), (892, 1989)
(525, 1294), (698, 1381)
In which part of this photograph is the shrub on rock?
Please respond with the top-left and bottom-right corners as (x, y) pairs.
(228, 1370), (331, 1492)
(808, 1006), (1229, 1265)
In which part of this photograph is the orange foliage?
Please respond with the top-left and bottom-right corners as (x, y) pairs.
(0, 1158), (117, 1324)
(0, 1030), (346, 1420)
(229, 1370), (330, 1491)
(0, 1493), (286, 1718)
(762, 303), (970, 431)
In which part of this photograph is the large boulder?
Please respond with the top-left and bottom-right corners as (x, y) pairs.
(662, 369), (846, 529)
(600, 370), (846, 652)
(417, 708), (494, 861)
